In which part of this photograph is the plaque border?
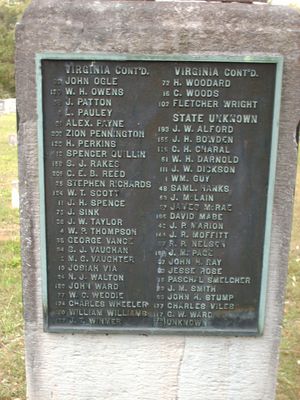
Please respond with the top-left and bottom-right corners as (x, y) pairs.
(36, 53), (283, 336)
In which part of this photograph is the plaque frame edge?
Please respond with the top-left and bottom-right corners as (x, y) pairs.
(35, 53), (284, 336)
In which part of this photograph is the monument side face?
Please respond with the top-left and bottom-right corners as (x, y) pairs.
(16, 1), (300, 399)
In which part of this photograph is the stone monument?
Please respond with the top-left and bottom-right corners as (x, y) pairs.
(16, 0), (300, 399)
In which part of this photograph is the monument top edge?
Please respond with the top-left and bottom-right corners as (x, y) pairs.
(21, 0), (300, 18)
(21, 0), (298, 8)
(17, 0), (299, 38)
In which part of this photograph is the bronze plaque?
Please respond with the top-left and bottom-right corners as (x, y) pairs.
(38, 55), (281, 335)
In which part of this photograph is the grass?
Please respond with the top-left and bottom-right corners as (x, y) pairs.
(0, 112), (299, 399)
(0, 113), (19, 240)
(276, 151), (300, 400)
(0, 113), (25, 400)
(0, 241), (25, 400)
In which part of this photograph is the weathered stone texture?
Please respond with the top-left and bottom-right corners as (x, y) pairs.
(16, 1), (300, 399)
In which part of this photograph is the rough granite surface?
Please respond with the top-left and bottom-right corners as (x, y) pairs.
(16, 1), (300, 399)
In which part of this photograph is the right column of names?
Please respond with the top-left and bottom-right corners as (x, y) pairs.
(154, 64), (262, 330)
